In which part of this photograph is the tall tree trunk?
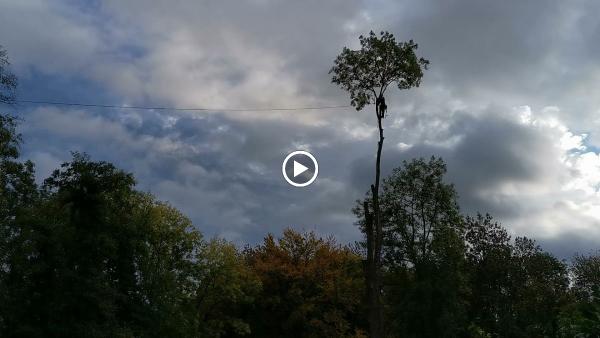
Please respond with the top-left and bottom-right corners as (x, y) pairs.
(366, 103), (385, 338)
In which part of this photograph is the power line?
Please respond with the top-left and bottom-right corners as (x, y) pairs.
(12, 99), (351, 112)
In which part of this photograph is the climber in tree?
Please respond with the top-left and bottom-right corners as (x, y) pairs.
(376, 95), (387, 118)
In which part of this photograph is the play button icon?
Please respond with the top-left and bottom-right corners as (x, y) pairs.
(293, 161), (309, 177)
(282, 150), (319, 187)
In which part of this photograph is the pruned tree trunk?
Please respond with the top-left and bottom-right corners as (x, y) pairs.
(366, 103), (385, 338)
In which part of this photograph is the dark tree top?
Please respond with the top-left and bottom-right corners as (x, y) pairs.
(330, 31), (429, 111)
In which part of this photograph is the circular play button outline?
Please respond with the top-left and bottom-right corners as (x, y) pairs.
(282, 150), (319, 187)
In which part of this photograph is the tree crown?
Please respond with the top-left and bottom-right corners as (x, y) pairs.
(330, 31), (429, 110)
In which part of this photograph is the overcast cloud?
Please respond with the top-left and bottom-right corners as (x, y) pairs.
(1, 0), (599, 257)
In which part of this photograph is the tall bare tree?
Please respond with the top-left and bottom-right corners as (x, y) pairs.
(330, 31), (428, 337)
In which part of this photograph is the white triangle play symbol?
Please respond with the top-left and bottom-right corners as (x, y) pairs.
(293, 161), (309, 177)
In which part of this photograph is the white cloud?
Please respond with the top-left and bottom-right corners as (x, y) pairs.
(478, 106), (600, 240)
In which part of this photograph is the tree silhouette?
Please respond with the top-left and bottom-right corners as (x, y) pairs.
(0, 46), (17, 104)
(330, 31), (428, 337)
(374, 157), (467, 337)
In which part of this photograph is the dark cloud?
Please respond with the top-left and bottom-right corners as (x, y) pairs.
(538, 232), (600, 261)
(20, 107), (372, 244)
(374, 0), (600, 133)
(3, 0), (600, 257)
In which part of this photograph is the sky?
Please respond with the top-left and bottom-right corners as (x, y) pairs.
(1, 0), (599, 258)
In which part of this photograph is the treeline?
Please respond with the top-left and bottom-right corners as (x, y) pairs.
(0, 114), (599, 338)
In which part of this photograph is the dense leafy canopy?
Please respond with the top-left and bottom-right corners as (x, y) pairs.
(330, 31), (429, 110)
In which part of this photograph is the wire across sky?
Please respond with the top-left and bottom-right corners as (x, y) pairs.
(11, 99), (352, 112)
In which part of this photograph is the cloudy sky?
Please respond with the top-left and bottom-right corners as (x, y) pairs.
(1, 0), (599, 257)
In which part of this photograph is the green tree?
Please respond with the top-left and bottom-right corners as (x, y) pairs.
(559, 253), (600, 337)
(330, 31), (428, 338)
(571, 252), (600, 301)
(2, 153), (140, 336)
(0, 46), (34, 246)
(0, 47), (39, 336)
(245, 228), (366, 338)
(464, 215), (569, 337)
(361, 157), (467, 337)
(510, 237), (569, 337)
(133, 194), (204, 337)
(195, 238), (261, 337)
(1, 154), (205, 337)
(464, 214), (515, 336)
(0, 114), (38, 276)
(559, 286), (600, 337)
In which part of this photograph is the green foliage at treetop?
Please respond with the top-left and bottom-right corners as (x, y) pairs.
(330, 31), (429, 111)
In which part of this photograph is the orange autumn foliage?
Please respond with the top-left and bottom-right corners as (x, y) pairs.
(244, 228), (366, 338)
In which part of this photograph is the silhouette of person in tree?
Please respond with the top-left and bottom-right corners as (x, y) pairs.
(376, 95), (387, 118)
